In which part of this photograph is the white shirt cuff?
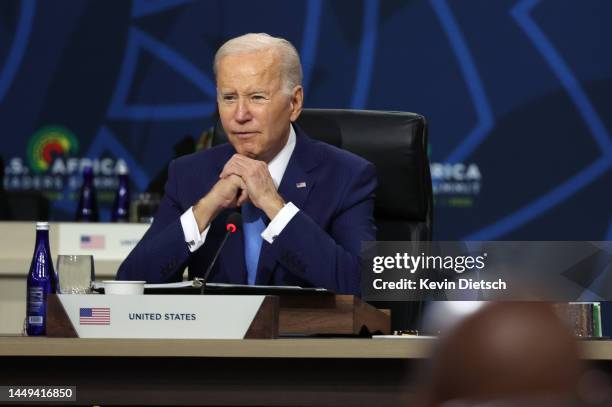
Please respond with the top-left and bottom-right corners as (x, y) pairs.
(261, 202), (299, 244)
(180, 206), (210, 252)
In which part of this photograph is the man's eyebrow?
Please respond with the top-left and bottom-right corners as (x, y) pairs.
(218, 89), (270, 96)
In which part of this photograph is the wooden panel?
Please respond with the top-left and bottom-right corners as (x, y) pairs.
(4, 336), (612, 360)
(45, 294), (77, 338)
(244, 296), (279, 338)
(0, 337), (435, 359)
(279, 295), (391, 335)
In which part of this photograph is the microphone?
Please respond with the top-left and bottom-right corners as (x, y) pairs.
(200, 212), (242, 293)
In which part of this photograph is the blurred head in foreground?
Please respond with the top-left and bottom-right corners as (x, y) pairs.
(419, 302), (586, 406)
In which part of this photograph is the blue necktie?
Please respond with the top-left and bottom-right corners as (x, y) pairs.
(242, 203), (266, 285)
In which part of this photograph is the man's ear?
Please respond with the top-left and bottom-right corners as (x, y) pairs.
(289, 86), (304, 122)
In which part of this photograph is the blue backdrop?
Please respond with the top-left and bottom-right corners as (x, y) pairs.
(1, 0), (611, 241)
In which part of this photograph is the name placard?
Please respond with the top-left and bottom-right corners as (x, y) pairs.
(57, 223), (149, 260)
(55, 294), (273, 339)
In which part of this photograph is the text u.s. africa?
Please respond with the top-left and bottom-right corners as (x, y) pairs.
(373, 278), (507, 290)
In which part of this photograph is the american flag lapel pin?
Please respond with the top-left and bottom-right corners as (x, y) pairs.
(296, 182), (307, 188)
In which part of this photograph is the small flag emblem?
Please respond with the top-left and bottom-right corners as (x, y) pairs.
(296, 182), (307, 188)
(79, 307), (110, 325)
(80, 235), (105, 249)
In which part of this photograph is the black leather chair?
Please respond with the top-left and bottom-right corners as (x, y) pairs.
(294, 109), (433, 241)
(213, 109), (433, 330)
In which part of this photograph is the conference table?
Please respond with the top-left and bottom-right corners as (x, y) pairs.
(2, 336), (612, 406)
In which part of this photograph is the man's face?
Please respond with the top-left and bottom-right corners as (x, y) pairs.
(216, 49), (302, 162)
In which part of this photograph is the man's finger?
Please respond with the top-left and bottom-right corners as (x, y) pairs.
(220, 159), (249, 179)
(219, 165), (241, 179)
(239, 176), (249, 205)
(237, 189), (250, 206)
(231, 154), (257, 165)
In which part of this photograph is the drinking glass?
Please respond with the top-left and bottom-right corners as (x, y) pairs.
(132, 193), (160, 223)
(57, 255), (95, 294)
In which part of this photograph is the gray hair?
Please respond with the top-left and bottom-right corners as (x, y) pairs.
(214, 33), (303, 94)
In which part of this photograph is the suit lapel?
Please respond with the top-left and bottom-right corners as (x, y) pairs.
(255, 127), (318, 285)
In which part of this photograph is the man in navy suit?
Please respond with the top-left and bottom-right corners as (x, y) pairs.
(117, 33), (376, 295)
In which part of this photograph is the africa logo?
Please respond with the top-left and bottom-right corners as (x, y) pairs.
(27, 126), (79, 173)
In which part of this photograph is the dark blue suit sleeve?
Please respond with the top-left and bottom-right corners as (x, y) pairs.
(268, 162), (376, 295)
(116, 160), (191, 283)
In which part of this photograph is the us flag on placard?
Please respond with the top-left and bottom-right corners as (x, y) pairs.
(79, 307), (110, 325)
(80, 235), (105, 249)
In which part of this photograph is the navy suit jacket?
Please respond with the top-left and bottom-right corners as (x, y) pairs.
(116, 127), (376, 295)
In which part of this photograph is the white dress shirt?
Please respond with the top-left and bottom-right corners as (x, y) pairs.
(180, 125), (300, 252)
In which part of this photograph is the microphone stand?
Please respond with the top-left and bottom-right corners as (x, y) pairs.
(199, 214), (240, 294)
